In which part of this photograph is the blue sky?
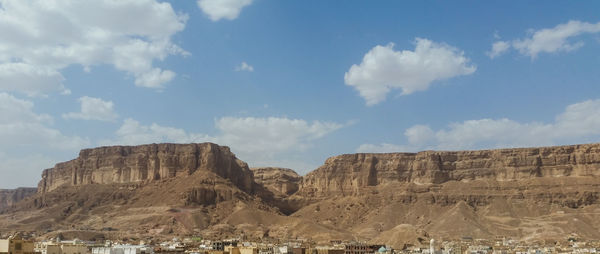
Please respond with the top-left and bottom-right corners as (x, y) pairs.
(1, 0), (599, 188)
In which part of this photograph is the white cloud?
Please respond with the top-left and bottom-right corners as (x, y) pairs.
(133, 68), (176, 88)
(0, 63), (68, 96)
(486, 41), (510, 59)
(235, 62), (254, 72)
(109, 118), (209, 145)
(0, 92), (90, 188)
(514, 20), (600, 58)
(405, 124), (435, 145)
(0, 153), (57, 188)
(0, 0), (188, 95)
(489, 20), (600, 59)
(0, 93), (89, 151)
(62, 96), (118, 121)
(358, 99), (600, 152)
(214, 117), (344, 154)
(197, 0), (253, 21)
(356, 143), (412, 153)
(493, 31), (501, 40)
(104, 116), (345, 170)
(344, 38), (476, 106)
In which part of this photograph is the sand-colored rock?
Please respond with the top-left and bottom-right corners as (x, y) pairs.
(298, 144), (600, 198)
(4, 143), (600, 245)
(0, 188), (36, 210)
(251, 167), (301, 197)
(38, 143), (254, 193)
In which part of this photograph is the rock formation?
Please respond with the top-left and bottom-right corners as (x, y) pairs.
(0, 188), (36, 210)
(38, 143), (254, 194)
(298, 144), (600, 198)
(251, 167), (301, 197)
(3, 142), (600, 245)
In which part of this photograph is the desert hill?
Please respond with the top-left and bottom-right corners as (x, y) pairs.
(0, 188), (37, 210)
(2, 142), (600, 247)
(251, 167), (301, 197)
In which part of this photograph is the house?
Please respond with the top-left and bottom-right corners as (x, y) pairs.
(0, 235), (35, 254)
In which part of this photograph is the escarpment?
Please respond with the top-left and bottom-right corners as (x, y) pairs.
(0, 188), (37, 210)
(38, 143), (254, 194)
(251, 167), (301, 197)
(5, 142), (600, 243)
(298, 143), (600, 197)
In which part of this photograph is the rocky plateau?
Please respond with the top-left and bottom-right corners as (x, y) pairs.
(2, 142), (600, 249)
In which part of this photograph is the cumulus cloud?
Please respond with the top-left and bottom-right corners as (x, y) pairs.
(0, 63), (68, 96)
(0, 0), (187, 95)
(358, 99), (600, 152)
(62, 96), (118, 121)
(0, 92), (90, 187)
(110, 118), (209, 145)
(486, 41), (510, 59)
(197, 0), (253, 21)
(0, 93), (89, 151)
(0, 153), (57, 188)
(345, 38), (476, 106)
(214, 117), (344, 154)
(235, 62), (254, 72)
(489, 20), (600, 59)
(104, 116), (345, 170)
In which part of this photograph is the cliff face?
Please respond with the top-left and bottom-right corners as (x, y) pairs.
(0, 188), (36, 209)
(38, 143), (254, 193)
(6, 142), (600, 243)
(251, 167), (301, 197)
(298, 143), (600, 197)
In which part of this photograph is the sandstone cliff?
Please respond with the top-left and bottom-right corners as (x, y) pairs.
(5, 142), (600, 244)
(38, 143), (254, 193)
(298, 143), (600, 197)
(0, 188), (36, 210)
(251, 167), (301, 197)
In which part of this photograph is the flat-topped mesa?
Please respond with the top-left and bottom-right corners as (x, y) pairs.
(38, 143), (254, 193)
(299, 143), (600, 197)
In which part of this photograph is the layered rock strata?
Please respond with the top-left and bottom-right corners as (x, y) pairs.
(298, 143), (600, 197)
(38, 143), (254, 193)
(0, 188), (36, 209)
(251, 167), (301, 197)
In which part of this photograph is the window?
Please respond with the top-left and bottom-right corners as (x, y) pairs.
(15, 244), (22, 251)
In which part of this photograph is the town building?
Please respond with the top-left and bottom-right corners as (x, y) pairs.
(0, 236), (35, 254)
(92, 245), (154, 254)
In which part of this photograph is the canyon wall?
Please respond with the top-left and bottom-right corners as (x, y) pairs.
(0, 188), (37, 209)
(298, 143), (600, 197)
(38, 143), (254, 193)
(251, 167), (301, 197)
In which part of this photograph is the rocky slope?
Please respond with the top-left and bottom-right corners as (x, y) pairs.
(0, 188), (36, 209)
(289, 143), (600, 246)
(3, 142), (600, 246)
(251, 167), (301, 197)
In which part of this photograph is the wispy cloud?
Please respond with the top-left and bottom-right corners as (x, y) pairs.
(359, 98), (600, 152)
(235, 62), (254, 72)
(197, 0), (253, 21)
(488, 20), (600, 59)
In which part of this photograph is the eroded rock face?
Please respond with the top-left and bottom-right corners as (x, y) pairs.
(251, 167), (301, 196)
(298, 144), (600, 197)
(0, 188), (36, 209)
(8, 142), (600, 243)
(38, 143), (254, 193)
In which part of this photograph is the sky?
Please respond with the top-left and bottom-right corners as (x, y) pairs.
(1, 0), (600, 188)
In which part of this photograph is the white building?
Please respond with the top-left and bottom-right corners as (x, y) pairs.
(92, 245), (154, 254)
